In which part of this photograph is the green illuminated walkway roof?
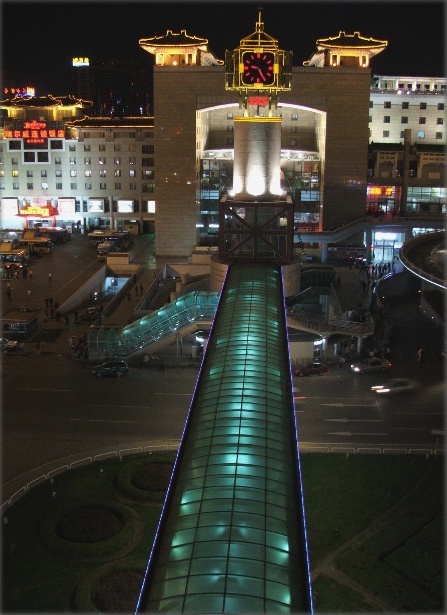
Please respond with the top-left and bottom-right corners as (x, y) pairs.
(136, 263), (312, 613)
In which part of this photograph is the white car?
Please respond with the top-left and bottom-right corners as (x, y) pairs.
(350, 357), (392, 374)
(371, 378), (420, 395)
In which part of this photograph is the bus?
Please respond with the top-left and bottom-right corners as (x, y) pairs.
(0, 247), (30, 276)
(88, 230), (133, 249)
(38, 227), (70, 244)
(18, 237), (52, 254)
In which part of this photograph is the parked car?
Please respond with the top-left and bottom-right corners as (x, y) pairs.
(294, 361), (328, 377)
(81, 307), (100, 322)
(350, 357), (392, 374)
(92, 360), (129, 378)
(1, 338), (24, 354)
(371, 378), (420, 395)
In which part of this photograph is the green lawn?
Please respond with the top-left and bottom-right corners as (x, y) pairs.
(1, 453), (444, 612)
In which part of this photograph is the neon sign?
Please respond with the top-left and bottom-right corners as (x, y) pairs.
(4, 120), (65, 145)
(4, 86), (35, 97)
(369, 186), (393, 196)
(248, 96), (269, 106)
(19, 201), (59, 217)
(72, 57), (90, 66)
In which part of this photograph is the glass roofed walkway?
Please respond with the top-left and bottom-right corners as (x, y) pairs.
(136, 263), (313, 613)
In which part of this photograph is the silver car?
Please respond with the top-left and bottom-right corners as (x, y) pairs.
(350, 357), (392, 374)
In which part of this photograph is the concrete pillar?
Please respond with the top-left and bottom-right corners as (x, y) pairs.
(365, 227), (373, 263)
(321, 242), (328, 263)
(232, 117), (282, 201)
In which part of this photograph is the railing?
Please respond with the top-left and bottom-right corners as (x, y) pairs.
(287, 309), (374, 336)
(399, 230), (446, 289)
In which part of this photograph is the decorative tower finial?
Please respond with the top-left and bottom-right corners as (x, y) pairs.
(256, 8), (264, 33)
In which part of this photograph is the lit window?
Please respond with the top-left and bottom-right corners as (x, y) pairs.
(114, 157), (121, 164)
(85, 170), (91, 177)
(85, 183), (92, 190)
(99, 157), (106, 164)
(129, 157), (137, 165)
(99, 170), (106, 177)
(70, 157), (76, 164)
(12, 170), (19, 177)
(41, 170), (47, 177)
(41, 182), (48, 190)
(129, 170), (135, 177)
(114, 170), (121, 177)
(70, 170), (77, 177)
(55, 170), (62, 177)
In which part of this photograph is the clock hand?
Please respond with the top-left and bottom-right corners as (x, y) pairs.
(258, 68), (266, 81)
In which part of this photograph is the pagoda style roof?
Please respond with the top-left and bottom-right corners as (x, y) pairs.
(139, 30), (208, 50)
(0, 95), (92, 108)
(316, 31), (387, 51)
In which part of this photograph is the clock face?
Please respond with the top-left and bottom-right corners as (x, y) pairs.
(242, 52), (275, 85)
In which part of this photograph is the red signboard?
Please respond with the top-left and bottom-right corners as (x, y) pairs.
(248, 96), (269, 106)
(4, 120), (64, 145)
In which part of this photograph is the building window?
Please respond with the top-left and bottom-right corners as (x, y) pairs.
(290, 139), (296, 146)
(55, 157), (62, 164)
(70, 157), (76, 164)
(141, 158), (153, 167)
(401, 101), (409, 109)
(85, 183), (92, 190)
(23, 153), (34, 162)
(115, 183), (121, 190)
(114, 170), (121, 177)
(27, 183), (33, 189)
(291, 113), (298, 120)
(13, 182), (19, 189)
(368, 116), (372, 123)
(85, 170), (91, 177)
(401, 117), (408, 123)
(70, 183), (77, 190)
(129, 183), (137, 190)
(114, 157), (121, 164)
(129, 169), (135, 177)
(227, 138), (233, 146)
(142, 183), (155, 193)
(142, 145), (154, 154)
(70, 170), (77, 177)
(11, 158), (18, 165)
(0, 183), (5, 189)
(227, 125), (233, 132)
(291, 126), (298, 133)
(84, 144), (91, 151)
(50, 140), (63, 150)
(99, 170), (106, 177)
(56, 182), (62, 190)
(384, 101), (391, 108)
(69, 145), (76, 152)
(100, 182), (106, 190)
(419, 117), (426, 124)
(438, 103), (444, 110)
(383, 116), (390, 123)
(37, 152), (49, 163)
(41, 182), (48, 190)
(227, 113), (233, 119)
(26, 170), (33, 177)
(55, 170), (62, 177)
(369, 101), (373, 108)
(435, 132), (443, 139)
(41, 170), (47, 177)
(12, 170), (18, 177)
(420, 102), (427, 110)
(0, 170), (3, 177)
(99, 144), (106, 152)
(99, 157), (106, 165)
(142, 170), (153, 179)
(437, 117), (444, 124)
(383, 131), (390, 138)
(129, 157), (137, 165)
(8, 140), (21, 150)
(114, 145), (121, 152)
(129, 144), (136, 152)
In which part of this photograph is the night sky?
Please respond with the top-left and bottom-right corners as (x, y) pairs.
(1, 0), (445, 96)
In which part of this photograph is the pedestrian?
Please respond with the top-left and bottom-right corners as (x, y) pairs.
(27, 289), (32, 298)
(139, 283), (143, 295)
(339, 355), (346, 369)
(48, 272), (52, 282)
(127, 292), (132, 302)
(417, 347), (424, 362)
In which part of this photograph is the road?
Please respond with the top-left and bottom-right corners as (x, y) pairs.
(1, 234), (445, 501)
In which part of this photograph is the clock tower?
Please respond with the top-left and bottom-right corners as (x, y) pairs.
(219, 12), (294, 264)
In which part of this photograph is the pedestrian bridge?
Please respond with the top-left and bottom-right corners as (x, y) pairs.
(135, 262), (313, 612)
